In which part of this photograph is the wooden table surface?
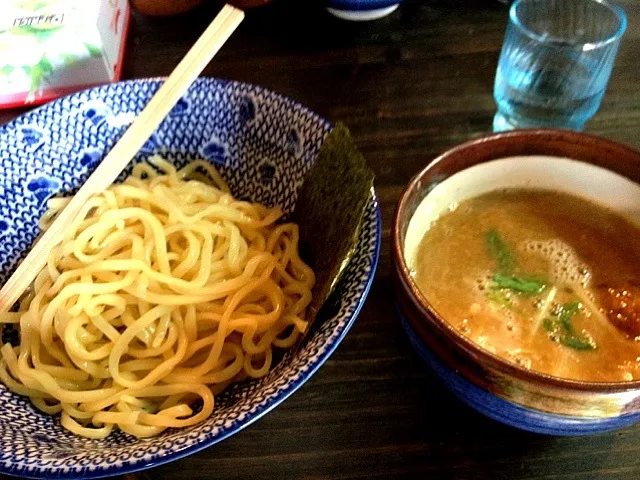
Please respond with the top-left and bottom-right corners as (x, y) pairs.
(2, 1), (640, 478)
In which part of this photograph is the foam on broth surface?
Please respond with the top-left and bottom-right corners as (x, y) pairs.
(405, 156), (640, 382)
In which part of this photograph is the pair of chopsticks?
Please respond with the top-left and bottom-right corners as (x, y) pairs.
(0, 5), (245, 314)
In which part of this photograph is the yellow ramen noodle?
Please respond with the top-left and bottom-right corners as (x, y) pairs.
(0, 156), (315, 439)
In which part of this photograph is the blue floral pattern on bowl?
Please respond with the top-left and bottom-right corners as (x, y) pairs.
(0, 78), (381, 478)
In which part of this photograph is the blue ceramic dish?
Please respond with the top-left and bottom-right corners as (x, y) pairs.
(0, 78), (381, 478)
(392, 129), (640, 436)
(399, 307), (640, 436)
(326, 0), (402, 21)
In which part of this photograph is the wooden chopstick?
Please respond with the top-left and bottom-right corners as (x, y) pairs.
(0, 5), (244, 314)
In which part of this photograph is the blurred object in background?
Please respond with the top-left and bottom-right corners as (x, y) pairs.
(230, 0), (272, 8)
(494, 0), (626, 132)
(0, 0), (129, 109)
(130, 0), (272, 16)
(326, 0), (402, 21)
(130, 0), (204, 16)
(130, 0), (400, 20)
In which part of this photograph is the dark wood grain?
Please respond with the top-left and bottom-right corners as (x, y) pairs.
(2, 0), (640, 478)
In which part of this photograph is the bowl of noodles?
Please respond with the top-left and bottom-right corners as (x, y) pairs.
(0, 77), (381, 478)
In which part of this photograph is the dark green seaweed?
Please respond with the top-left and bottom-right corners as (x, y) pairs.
(293, 123), (374, 339)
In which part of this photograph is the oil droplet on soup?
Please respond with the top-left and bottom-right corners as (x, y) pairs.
(411, 189), (640, 382)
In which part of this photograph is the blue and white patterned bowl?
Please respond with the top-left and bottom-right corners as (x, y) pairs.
(0, 77), (381, 478)
(326, 0), (402, 21)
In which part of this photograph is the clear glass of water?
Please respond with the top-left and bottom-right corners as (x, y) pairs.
(493, 0), (627, 132)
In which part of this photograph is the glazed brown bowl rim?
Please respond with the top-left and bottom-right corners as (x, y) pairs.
(393, 128), (640, 393)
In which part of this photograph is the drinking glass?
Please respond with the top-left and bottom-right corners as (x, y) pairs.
(493, 0), (627, 132)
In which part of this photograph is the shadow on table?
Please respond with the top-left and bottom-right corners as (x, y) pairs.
(229, 0), (510, 52)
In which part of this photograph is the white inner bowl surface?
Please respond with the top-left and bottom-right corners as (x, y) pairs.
(405, 155), (640, 267)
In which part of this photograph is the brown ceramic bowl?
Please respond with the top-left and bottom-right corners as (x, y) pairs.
(392, 129), (640, 435)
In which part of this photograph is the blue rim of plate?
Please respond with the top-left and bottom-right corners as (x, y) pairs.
(0, 78), (382, 479)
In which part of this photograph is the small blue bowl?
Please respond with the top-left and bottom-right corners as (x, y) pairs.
(326, 0), (402, 21)
(0, 77), (381, 478)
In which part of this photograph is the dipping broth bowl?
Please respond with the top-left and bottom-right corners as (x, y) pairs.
(392, 129), (640, 436)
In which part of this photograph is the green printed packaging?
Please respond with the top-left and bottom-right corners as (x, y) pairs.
(0, 0), (129, 108)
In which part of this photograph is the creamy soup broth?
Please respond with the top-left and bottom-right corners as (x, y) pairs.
(411, 189), (640, 382)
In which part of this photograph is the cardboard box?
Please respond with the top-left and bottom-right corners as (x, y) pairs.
(0, 0), (130, 109)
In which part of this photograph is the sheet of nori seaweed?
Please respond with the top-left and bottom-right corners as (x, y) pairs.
(293, 122), (374, 332)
